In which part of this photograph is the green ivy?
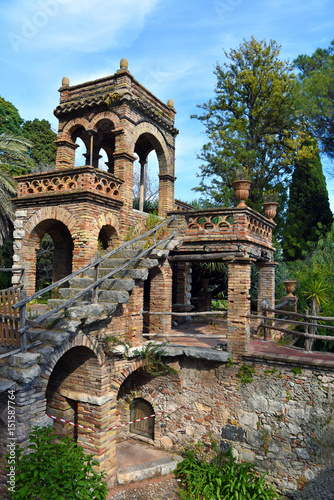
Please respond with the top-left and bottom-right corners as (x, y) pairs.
(6, 426), (108, 499)
(237, 364), (256, 385)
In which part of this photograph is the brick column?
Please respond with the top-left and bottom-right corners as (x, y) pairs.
(257, 262), (277, 317)
(149, 260), (173, 334)
(77, 399), (116, 489)
(227, 258), (252, 361)
(55, 139), (78, 169)
(158, 174), (175, 217)
(125, 280), (144, 347)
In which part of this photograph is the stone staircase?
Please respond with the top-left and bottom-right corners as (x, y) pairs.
(0, 241), (176, 392)
(37, 245), (172, 330)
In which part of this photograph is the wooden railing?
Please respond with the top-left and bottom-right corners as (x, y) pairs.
(253, 301), (334, 351)
(12, 216), (177, 352)
(0, 285), (24, 348)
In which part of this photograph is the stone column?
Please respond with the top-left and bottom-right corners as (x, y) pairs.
(139, 159), (147, 212)
(227, 258), (252, 361)
(257, 262), (277, 317)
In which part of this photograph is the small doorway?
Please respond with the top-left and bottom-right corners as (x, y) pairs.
(130, 398), (154, 440)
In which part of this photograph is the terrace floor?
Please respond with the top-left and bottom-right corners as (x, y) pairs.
(161, 317), (334, 368)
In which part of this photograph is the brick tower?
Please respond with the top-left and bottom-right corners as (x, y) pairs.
(12, 59), (178, 294)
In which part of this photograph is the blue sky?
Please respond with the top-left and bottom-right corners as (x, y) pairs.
(1, 0), (334, 207)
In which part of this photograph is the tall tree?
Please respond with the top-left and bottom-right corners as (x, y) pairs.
(0, 97), (23, 136)
(294, 41), (334, 158)
(0, 133), (32, 243)
(282, 138), (333, 261)
(21, 118), (57, 167)
(192, 37), (306, 211)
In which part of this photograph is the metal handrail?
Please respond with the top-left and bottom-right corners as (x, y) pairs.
(13, 215), (175, 310)
(14, 216), (177, 351)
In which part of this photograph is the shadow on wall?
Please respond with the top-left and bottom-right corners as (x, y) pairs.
(299, 469), (334, 500)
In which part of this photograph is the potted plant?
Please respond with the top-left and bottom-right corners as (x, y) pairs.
(232, 166), (252, 207)
(263, 190), (279, 220)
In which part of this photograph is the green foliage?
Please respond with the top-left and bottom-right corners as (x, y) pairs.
(192, 36), (304, 223)
(0, 97), (23, 135)
(21, 119), (57, 167)
(293, 41), (334, 159)
(282, 138), (332, 261)
(6, 426), (108, 499)
(237, 364), (256, 385)
(0, 132), (33, 243)
(135, 342), (178, 378)
(132, 197), (158, 212)
(286, 222), (334, 323)
(292, 366), (302, 376)
(175, 437), (278, 500)
(0, 239), (13, 288)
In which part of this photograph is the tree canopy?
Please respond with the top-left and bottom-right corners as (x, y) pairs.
(293, 41), (334, 158)
(21, 118), (57, 166)
(0, 97), (23, 135)
(192, 37), (306, 211)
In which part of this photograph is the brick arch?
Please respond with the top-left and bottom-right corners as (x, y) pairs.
(24, 206), (77, 238)
(94, 212), (120, 235)
(61, 117), (91, 139)
(40, 333), (103, 391)
(111, 359), (144, 391)
(131, 121), (170, 171)
(89, 111), (121, 131)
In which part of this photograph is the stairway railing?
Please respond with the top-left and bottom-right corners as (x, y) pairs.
(12, 215), (176, 352)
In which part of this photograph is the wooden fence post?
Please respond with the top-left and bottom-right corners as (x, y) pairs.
(19, 290), (27, 353)
(304, 309), (310, 351)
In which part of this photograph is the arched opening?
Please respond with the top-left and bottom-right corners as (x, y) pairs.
(130, 398), (154, 440)
(33, 219), (73, 291)
(134, 133), (165, 213)
(133, 152), (159, 213)
(45, 346), (99, 441)
(98, 225), (117, 250)
(98, 148), (109, 172)
(74, 136), (87, 167)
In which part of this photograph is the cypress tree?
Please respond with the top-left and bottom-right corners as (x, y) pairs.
(282, 139), (333, 261)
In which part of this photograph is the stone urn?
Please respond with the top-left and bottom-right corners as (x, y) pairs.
(263, 202), (279, 220)
(283, 280), (296, 297)
(232, 180), (252, 207)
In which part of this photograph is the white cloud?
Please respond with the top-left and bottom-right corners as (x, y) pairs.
(6, 0), (160, 54)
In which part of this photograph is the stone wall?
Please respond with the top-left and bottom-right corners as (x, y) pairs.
(116, 354), (334, 499)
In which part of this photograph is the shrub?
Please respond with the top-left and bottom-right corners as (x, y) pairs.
(174, 438), (279, 500)
(6, 426), (108, 499)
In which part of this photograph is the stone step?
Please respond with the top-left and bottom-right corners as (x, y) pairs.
(68, 277), (135, 291)
(47, 300), (118, 317)
(0, 378), (16, 394)
(97, 258), (159, 270)
(83, 267), (148, 280)
(58, 288), (130, 304)
(101, 248), (170, 260)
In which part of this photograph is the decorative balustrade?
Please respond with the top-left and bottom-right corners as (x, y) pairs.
(16, 166), (123, 199)
(170, 207), (274, 246)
